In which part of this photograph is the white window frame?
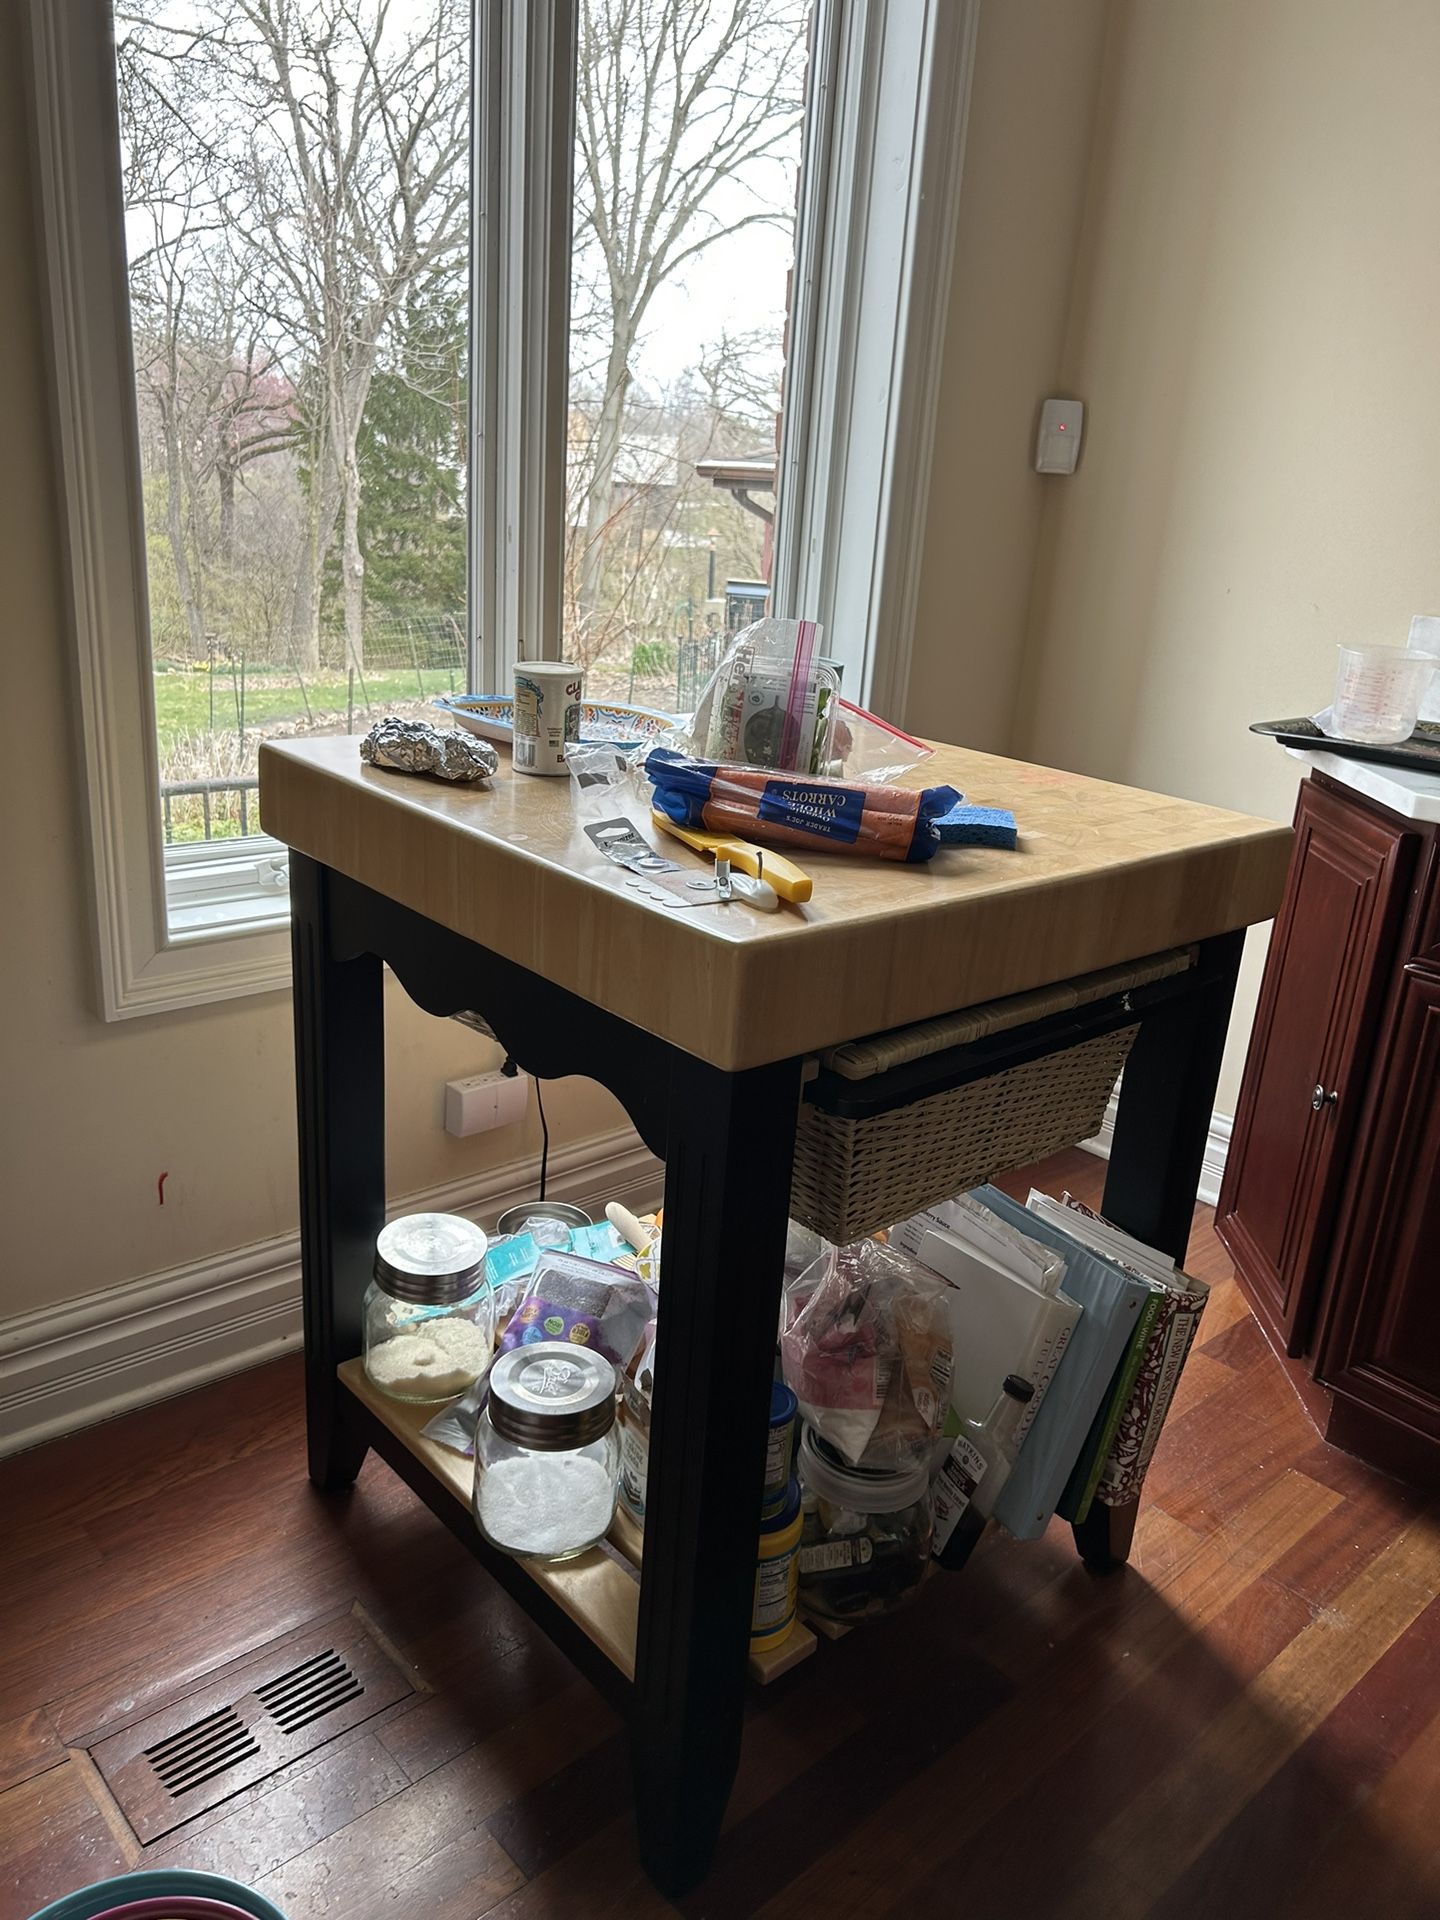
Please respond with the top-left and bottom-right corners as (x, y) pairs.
(774, 0), (980, 712)
(26, 0), (975, 1021)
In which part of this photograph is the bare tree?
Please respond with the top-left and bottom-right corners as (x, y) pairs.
(122, 0), (470, 670)
(570, 0), (807, 648)
(119, 16), (298, 660)
(233, 0), (470, 669)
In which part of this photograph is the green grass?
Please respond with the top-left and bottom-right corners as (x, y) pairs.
(151, 664), (461, 750)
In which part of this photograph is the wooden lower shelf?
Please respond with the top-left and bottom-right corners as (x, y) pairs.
(339, 1360), (815, 1685)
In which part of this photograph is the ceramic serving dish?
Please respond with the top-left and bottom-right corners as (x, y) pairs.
(433, 693), (676, 749)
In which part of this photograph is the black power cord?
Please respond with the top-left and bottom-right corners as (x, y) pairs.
(502, 1054), (548, 1201)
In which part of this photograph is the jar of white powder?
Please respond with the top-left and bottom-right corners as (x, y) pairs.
(473, 1343), (619, 1561)
(362, 1212), (493, 1403)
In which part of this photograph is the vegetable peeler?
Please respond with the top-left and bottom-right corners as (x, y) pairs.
(651, 810), (813, 905)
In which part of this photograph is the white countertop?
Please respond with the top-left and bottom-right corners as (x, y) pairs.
(1287, 746), (1440, 823)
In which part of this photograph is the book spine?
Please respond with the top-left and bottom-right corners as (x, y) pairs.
(1010, 1312), (1075, 1449)
(1067, 1290), (1167, 1528)
(1096, 1290), (1207, 1505)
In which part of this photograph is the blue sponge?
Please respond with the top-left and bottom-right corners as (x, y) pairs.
(934, 802), (1018, 850)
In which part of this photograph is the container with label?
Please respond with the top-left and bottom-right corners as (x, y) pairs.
(513, 661), (584, 775)
(752, 1477), (803, 1652)
(796, 1424), (932, 1624)
(762, 1381), (798, 1518)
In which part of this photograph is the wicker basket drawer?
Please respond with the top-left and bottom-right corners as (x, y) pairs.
(790, 1021), (1137, 1244)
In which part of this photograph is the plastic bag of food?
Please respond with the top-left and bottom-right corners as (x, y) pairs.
(686, 617), (839, 775)
(780, 1238), (954, 1470)
(646, 748), (964, 863)
(829, 700), (934, 784)
(499, 1251), (654, 1371)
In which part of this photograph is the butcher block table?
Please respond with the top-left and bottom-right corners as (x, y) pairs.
(259, 733), (1291, 1894)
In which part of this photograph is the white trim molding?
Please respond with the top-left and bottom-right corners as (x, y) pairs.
(0, 1126), (661, 1459)
(26, 0), (294, 1018)
(1082, 1097), (1233, 1211)
(773, 0), (980, 710)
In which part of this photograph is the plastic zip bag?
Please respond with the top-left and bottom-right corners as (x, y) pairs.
(686, 617), (840, 774)
(780, 1238), (954, 1470)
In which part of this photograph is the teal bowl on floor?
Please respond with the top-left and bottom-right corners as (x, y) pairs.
(27, 1869), (288, 1920)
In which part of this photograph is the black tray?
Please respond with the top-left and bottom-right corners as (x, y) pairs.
(1251, 716), (1440, 775)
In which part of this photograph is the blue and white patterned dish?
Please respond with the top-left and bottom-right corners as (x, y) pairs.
(433, 693), (677, 749)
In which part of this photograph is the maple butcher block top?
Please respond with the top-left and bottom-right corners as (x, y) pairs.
(259, 735), (1293, 1072)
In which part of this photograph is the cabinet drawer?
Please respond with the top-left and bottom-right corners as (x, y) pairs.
(1217, 779), (1419, 1352)
(1316, 965), (1440, 1436)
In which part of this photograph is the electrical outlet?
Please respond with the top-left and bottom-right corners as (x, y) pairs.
(444, 1069), (530, 1137)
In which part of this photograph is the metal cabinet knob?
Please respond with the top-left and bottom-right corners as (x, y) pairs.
(1311, 1084), (1338, 1112)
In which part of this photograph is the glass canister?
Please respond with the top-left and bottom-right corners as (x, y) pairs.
(363, 1212), (492, 1403)
(796, 1424), (933, 1624)
(473, 1342), (620, 1560)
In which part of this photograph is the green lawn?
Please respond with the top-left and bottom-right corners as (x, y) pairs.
(151, 664), (461, 750)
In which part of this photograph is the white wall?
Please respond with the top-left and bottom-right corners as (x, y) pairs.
(1016, 0), (1440, 1107)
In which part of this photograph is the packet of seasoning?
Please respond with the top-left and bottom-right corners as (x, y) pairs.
(500, 1251), (654, 1370)
(646, 749), (964, 864)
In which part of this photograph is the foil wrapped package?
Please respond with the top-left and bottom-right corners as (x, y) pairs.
(360, 716), (499, 783)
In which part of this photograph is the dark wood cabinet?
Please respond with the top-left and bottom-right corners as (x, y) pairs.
(1316, 964), (1440, 1442)
(1218, 770), (1440, 1486)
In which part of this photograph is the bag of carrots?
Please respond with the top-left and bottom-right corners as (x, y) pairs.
(646, 748), (966, 864)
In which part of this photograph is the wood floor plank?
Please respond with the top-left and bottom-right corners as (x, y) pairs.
(253, 1681), (618, 1918)
(1087, 1517), (1440, 1906)
(879, 1569), (1317, 1920)
(0, 1707), (64, 1795)
(152, 1727), (412, 1887)
(1147, 1590), (1440, 1920)
(346, 1820), (526, 1919)
(1274, 1703), (1440, 1920)
(752, 1469), (1341, 1920)
(0, 1759), (131, 1917)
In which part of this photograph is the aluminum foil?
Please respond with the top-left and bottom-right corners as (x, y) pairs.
(360, 716), (499, 783)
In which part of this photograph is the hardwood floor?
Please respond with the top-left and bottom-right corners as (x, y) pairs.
(3, 1148), (1438, 1920)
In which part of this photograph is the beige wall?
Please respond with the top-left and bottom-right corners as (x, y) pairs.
(0, 12), (627, 1318)
(1016, 0), (1440, 1106)
(906, 0), (1111, 752)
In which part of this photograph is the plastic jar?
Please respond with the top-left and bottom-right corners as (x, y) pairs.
(473, 1342), (620, 1560)
(796, 1425), (934, 1624)
(761, 1382), (799, 1519)
(363, 1213), (492, 1403)
(752, 1477), (803, 1652)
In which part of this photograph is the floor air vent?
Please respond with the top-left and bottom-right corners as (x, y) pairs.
(90, 1614), (412, 1842)
(256, 1647), (364, 1733)
(143, 1706), (262, 1798)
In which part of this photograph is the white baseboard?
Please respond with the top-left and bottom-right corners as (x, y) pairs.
(1081, 1097), (1232, 1209)
(0, 1126), (661, 1459)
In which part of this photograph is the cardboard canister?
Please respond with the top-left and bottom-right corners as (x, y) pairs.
(513, 661), (584, 775)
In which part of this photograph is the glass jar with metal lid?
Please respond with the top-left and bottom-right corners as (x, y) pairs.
(473, 1342), (620, 1560)
(362, 1212), (493, 1403)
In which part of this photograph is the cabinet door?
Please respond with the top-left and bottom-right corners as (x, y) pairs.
(1216, 778), (1418, 1353)
(1316, 965), (1440, 1438)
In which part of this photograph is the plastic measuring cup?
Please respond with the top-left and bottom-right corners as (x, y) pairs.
(1329, 644), (1439, 745)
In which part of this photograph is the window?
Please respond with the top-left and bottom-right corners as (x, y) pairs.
(28, 0), (975, 1018)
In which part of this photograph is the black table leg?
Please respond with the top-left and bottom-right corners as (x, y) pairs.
(630, 1051), (802, 1896)
(290, 853), (386, 1491)
(1076, 929), (1245, 1572)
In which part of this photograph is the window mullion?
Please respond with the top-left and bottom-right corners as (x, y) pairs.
(473, 0), (576, 691)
